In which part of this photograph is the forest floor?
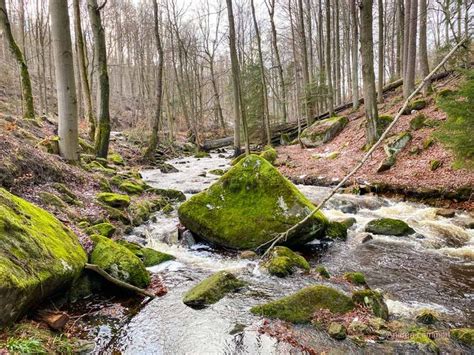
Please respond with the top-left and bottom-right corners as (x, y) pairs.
(276, 72), (473, 210)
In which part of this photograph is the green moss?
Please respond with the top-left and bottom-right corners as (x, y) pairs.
(37, 135), (59, 155)
(328, 322), (347, 340)
(450, 328), (474, 346)
(436, 88), (453, 99)
(415, 309), (439, 325)
(84, 222), (116, 238)
(90, 235), (150, 288)
(100, 203), (131, 224)
(128, 196), (166, 225)
(183, 271), (246, 308)
(85, 161), (116, 175)
(150, 188), (186, 202)
(430, 159), (442, 171)
(406, 99), (427, 113)
(344, 272), (366, 285)
(96, 192), (131, 208)
(315, 265), (330, 279)
(38, 191), (67, 208)
(99, 177), (112, 192)
(119, 180), (146, 195)
(410, 333), (439, 353)
(162, 203), (174, 214)
(352, 290), (389, 320)
(208, 169), (226, 176)
(251, 285), (354, 323)
(260, 146), (278, 165)
(365, 218), (414, 236)
(108, 153), (124, 165)
(194, 151), (211, 158)
(300, 116), (348, 147)
(178, 155), (328, 250)
(264, 246), (309, 277)
(326, 221), (348, 240)
(141, 248), (175, 267)
(0, 188), (87, 325)
(410, 113), (427, 130)
(78, 137), (95, 154)
(231, 153), (246, 166)
(423, 137), (435, 149)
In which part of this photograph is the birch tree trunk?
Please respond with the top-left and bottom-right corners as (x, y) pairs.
(50, 0), (79, 161)
(359, 0), (380, 146)
(0, 0), (35, 119)
(87, 0), (111, 158)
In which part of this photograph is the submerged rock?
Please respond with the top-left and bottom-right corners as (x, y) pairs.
(251, 285), (354, 323)
(264, 246), (309, 277)
(90, 235), (150, 288)
(183, 271), (246, 308)
(0, 188), (87, 326)
(300, 116), (348, 147)
(178, 155), (328, 250)
(365, 218), (414, 236)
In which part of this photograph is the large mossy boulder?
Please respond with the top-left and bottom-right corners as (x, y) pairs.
(300, 116), (348, 147)
(251, 285), (354, 323)
(365, 218), (414, 236)
(0, 188), (87, 326)
(89, 235), (150, 288)
(178, 155), (328, 250)
(182, 270), (246, 308)
(264, 246), (310, 277)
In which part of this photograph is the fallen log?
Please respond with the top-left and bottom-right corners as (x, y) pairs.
(85, 263), (156, 299)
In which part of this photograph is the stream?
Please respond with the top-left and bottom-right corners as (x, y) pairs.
(93, 151), (473, 354)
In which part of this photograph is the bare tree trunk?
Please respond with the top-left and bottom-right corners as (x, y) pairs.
(350, 0), (359, 109)
(145, 0), (165, 158)
(419, 0), (431, 96)
(403, 0), (418, 98)
(226, 0), (249, 156)
(250, 0), (271, 145)
(377, 0), (384, 103)
(396, 0), (403, 78)
(325, 0), (335, 116)
(359, 0), (379, 146)
(73, 0), (95, 140)
(0, 0), (35, 119)
(50, 0), (79, 161)
(87, 0), (111, 158)
(298, 0), (311, 124)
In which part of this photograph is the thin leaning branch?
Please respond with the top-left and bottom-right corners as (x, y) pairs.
(260, 37), (467, 260)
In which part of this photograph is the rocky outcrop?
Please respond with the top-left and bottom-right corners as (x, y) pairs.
(178, 155), (328, 250)
(0, 188), (87, 326)
(300, 116), (348, 147)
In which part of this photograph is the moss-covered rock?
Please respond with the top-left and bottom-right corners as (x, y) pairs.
(149, 188), (186, 202)
(78, 138), (95, 154)
(430, 159), (442, 171)
(119, 180), (146, 194)
(415, 309), (439, 324)
(315, 265), (330, 279)
(328, 322), (347, 340)
(352, 290), (389, 320)
(0, 188), (87, 326)
(343, 272), (366, 285)
(377, 115), (393, 136)
(326, 221), (348, 240)
(384, 132), (412, 156)
(264, 246), (309, 277)
(194, 151), (211, 158)
(208, 169), (226, 176)
(251, 285), (354, 323)
(116, 240), (175, 267)
(108, 153), (124, 165)
(365, 218), (414, 236)
(410, 114), (428, 130)
(90, 235), (150, 288)
(300, 116), (348, 147)
(128, 196), (166, 225)
(231, 153), (246, 166)
(183, 271), (246, 308)
(178, 155), (328, 250)
(84, 222), (116, 238)
(96, 192), (131, 209)
(162, 203), (174, 214)
(260, 146), (278, 165)
(38, 191), (67, 208)
(450, 328), (474, 347)
(98, 177), (112, 192)
(423, 137), (435, 150)
(404, 99), (427, 114)
(85, 161), (116, 175)
(410, 333), (440, 353)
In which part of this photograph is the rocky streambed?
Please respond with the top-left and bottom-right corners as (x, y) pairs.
(84, 150), (472, 354)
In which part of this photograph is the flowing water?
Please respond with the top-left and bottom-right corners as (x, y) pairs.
(99, 151), (473, 354)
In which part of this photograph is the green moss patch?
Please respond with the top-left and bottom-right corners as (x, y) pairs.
(149, 188), (186, 202)
(108, 153), (124, 165)
(96, 192), (131, 209)
(315, 265), (330, 279)
(410, 114), (428, 130)
(84, 222), (116, 238)
(119, 180), (146, 195)
(264, 246), (309, 277)
(352, 290), (389, 320)
(415, 309), (439, 325)
(117, 240), (175, 267)
(194, 151), (211, 158)
(251, 285), (354, 323)
(450, 328), (474, 346)
(365, 218), (414, 236)
(410, 333), (439, 353)
(38, 191), (67, 208)
(90, 235), (150, 288)
(260, 146), (278, 165)
(183, 271), (246, 308)
(0, 188), (87, 325)
(208, 169), (226, 176)
(300, 116), (348, 147)
(343, 272), (366, 285)
(326, 221), (348, 240)
(178, 155), (328, 250)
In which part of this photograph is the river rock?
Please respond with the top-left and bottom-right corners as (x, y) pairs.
(435, 208), (456, 218)
(355, 232), (373, 243)
(178, 155), (328, 250)
(251, 285), (354, 323)
(240, 250), (258, 260)
(182, 271), (246, 308)
(90, 235), (150, 288)
(0, 188), (87, 326)
(328, 322), (347, 340)
(96, 192), (131, 209)
(264, 246), (310, 277)
(326, 221), (348, 240)
(352, 290), (389, 320)
(365, 218), (414, 236)
(300, 116), (348, 147)
(450, 328), (474, 347)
